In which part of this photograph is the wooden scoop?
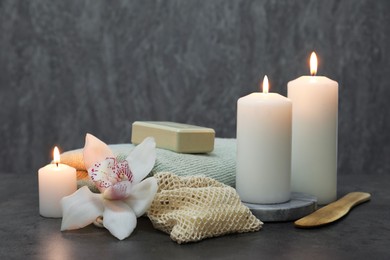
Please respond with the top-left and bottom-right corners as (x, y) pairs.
(294, 192), (371, 228)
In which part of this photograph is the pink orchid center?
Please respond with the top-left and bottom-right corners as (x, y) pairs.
(88, 157), (134, 194)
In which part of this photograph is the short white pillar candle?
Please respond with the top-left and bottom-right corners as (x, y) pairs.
(38, 147), (77, 218)
(236, 76), (292, 204)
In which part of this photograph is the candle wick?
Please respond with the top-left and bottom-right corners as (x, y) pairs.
(56, 162), (59, 167)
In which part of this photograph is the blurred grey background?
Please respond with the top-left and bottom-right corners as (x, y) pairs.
(0, 0), (389, 176)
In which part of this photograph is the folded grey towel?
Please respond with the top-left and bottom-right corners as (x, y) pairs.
(61, 138), (237, 188)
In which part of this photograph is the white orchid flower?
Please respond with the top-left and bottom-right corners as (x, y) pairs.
(60, 133), (158, 240)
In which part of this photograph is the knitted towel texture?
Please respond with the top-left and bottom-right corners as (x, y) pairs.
(60, 138), (236, 188)
(147, 172), (262, 244)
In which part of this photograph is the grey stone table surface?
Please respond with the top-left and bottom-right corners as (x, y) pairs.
(0, 172), (388, 260)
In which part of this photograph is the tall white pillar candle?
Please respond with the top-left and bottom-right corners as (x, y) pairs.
(236, 76), (292, 204)
(287, 52), (338, 205)
(38, 147), (77, 218)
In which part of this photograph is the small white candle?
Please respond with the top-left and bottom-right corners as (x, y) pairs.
(236, 76), (292, 204)
(38, 146), (77, 218)
(288, 52), (338, 205)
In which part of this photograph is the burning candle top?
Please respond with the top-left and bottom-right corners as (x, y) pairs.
(310, 52), (317, 76)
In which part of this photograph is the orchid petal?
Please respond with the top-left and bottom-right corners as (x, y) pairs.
(61, 186), (104, 231)
(125, 177), (158, 217)
(103, 181), (133, 200)
(102, 199), (137, 240)
(83, 133), (114, 170)
(127, 137), (156, 184)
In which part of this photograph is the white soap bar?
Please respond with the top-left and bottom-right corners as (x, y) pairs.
(131, 121), (215, 153)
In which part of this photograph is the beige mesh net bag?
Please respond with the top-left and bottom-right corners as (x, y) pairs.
(147, 172), (263, 244)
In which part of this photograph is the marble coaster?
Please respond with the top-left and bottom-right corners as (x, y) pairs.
(243, 192), (317, 222)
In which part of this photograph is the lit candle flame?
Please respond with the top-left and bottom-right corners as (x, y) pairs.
(53, 146), (60, 167)
(262, 75), (269, 94)
(310, 52), (317, 76)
